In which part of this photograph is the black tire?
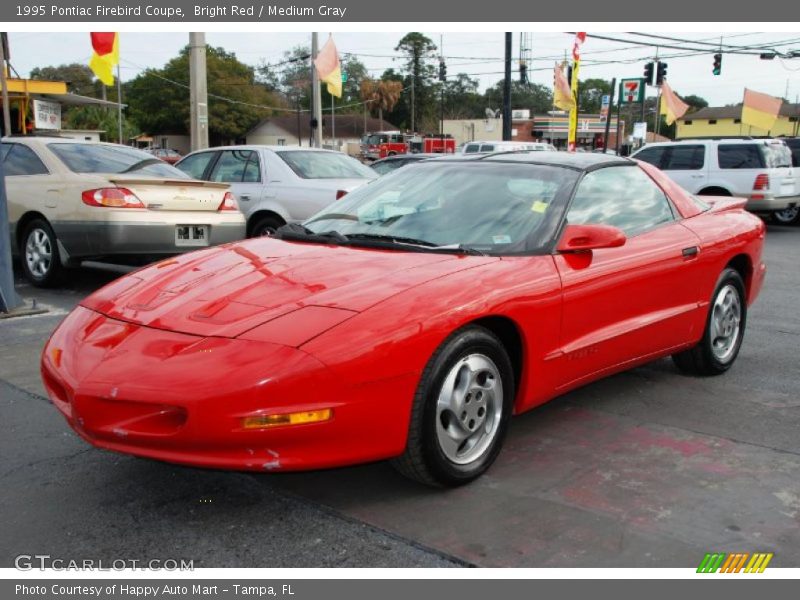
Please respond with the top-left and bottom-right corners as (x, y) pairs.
(249, 214), (284, 238)
(391, 325), (515, 487)
(672, 268), (747, 376)
(772, 206), (800, 225)
(20, 218), (63, 288)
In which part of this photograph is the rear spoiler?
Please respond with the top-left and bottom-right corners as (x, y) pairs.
(106, 177), (229, 190)
(697, 196), (748, 213)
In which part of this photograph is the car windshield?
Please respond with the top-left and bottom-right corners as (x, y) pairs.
(277, 151), (376, 179)
(48, 143), (189, 177)
(371, 160), (403, 175)
(304, 162), (579, 254)
(762, 143), (792, 168)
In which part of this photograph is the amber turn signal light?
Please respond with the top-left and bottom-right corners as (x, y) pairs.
(241, 408), (333, 429)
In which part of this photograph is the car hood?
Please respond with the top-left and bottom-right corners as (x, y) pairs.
(81, 237), (496, 339)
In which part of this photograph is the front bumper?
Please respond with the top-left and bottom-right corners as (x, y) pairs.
(745, 194), (800, 213)
(41, 306), (414, 472)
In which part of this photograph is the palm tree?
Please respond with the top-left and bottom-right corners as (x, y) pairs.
(360, 79), (403, 130)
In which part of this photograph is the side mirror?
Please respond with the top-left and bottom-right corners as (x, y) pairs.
(557, 223), (626, 253)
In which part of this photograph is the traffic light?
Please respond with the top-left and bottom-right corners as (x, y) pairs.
(712, 53), (722, 76)
(656, 62), (668, 85)
(643, 62), (654, 85)
(438, 59), (447, 82)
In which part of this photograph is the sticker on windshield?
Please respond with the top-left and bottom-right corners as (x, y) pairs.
(531, 200), (548, 213)
(492, 234), (512, 244)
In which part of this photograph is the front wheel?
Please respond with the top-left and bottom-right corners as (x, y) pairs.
(772, 206), (800, 225)
(672, 268), (746, 376)
(391, 326), (514, 487)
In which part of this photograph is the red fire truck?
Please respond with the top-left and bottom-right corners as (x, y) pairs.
(361, 131), (456, 160)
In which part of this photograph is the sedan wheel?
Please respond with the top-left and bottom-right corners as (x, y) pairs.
(21, 219), (62, 287)
(773, 206), (800, 225)
(392, 325), (514, 487)
(249, 215), (284, 238)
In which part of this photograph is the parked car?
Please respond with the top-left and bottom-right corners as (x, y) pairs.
(773, 138), (800, 224)
(175, 146), (377, 237)
(370, 153), (440, 175)
(3, 136), (245, 287)
(631, 138), (799, 220)
(147, 147), (183, 165)
(43, 153), (765, 486)
(461, 141), (557, 154)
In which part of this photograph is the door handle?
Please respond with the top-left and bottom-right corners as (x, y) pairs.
(682, 246), (699, 258)
(240, 194), (251, 201)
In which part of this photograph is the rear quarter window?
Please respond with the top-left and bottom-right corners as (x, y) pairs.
(718, 144), (764, 169)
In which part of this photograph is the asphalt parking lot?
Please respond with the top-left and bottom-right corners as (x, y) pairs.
(1, 224), (799, 568)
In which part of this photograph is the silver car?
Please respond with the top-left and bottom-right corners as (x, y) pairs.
(176, 146), (378, 237)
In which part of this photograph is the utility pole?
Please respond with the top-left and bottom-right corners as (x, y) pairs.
(0, 37), (11, 137)
(189, 32), (209, 151)
(311, 32), (323, 148)
(502, 32), (512, 141)
(116, 62), (123, 144)
(410, 78), (415, 133)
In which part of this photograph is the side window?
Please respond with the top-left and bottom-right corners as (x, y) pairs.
(3, 144), (49, 176)
(663, 145), (705, 170)
(567, 166), (675, 237)
(464, 144), (480, 154)
(718, 144), (763, 169)
(242, 153), (262, 183)
(481, 144), (495, 152)
(176, 152), (216, 180)
(633, 146), (665, 168)
(209, 150), (258, 183)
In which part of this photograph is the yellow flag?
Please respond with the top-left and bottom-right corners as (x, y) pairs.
(553, 63), (574, 111)
(741, 88), (782, 132)
(89, 32), (119, 86)
(660, 81), (689, 126)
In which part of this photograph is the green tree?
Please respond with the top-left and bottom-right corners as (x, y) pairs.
(394, 33), (438, 131)
(63, 105), (137, 143)
(577, 78), (614, 114)
(30, 63), (100, 97)
(484, 81), (553, 115)
(681, 94), (709, 111)
(126, 45), (284, 144)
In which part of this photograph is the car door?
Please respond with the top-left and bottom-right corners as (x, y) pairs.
(661, 144), (708, 193)
(552, 164), (704, 389)
(206, 149), (264, 218)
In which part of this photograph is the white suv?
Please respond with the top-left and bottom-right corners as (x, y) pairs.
(631, 138), (798, 216)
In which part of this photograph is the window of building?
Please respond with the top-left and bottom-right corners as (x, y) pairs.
(708, 119), (717, 125)
(734, 119), (741, 124)
(684, 120), (693, 125)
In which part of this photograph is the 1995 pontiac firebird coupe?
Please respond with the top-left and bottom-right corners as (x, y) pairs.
(42, 153), (766, 486)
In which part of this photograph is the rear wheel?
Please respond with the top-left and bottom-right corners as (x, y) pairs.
(772, 206), (800, 225)
(249, 214), (284, 238)
(391, 326), (514, 487)
(672, 268), (746, 376)
(20, 219), (63, 287)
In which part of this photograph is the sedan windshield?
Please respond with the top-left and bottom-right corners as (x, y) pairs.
(48, 143), (190, 178)
(277, 151), (377, 179)
(304, 162), (579, 254)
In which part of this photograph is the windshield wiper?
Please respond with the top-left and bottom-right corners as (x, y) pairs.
(346, 233), (438, 247)
(119, 158), (164, 173)
(348, 234), (486, 256)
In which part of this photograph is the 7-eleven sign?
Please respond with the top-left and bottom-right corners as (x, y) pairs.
(620, 78), (645, 104)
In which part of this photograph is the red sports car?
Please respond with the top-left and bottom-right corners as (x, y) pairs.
(41, 153), (766, 486)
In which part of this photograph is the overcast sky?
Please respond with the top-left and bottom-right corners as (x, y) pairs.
(7, 31), (800, 107)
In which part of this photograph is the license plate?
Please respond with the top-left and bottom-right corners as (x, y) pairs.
(175, 225), (209, 247)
